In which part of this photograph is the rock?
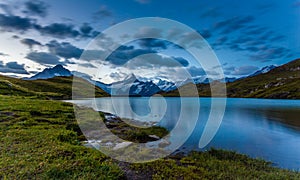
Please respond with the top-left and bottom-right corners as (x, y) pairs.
(158, 139), (171, 148)
(148, 135), (160, 140)
(113, 142), (133, 150)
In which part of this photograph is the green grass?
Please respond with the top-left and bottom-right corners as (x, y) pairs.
(130, 149), (300, 179)
(0, 95), (124, 179)
(0, 95), (299, 179)
(0, 75), (109, 99)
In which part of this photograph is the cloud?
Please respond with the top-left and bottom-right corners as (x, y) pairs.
(249, 46), (290, 62)
(134, 27), (163, 38)
(80, 23), (92, 35)
(46, 40), (83, 59)
(35, 23), (80, 38)
(109, 72), (127, 81)
(199, 29), (212, 39)
(187, 66), (206, 77)
(0, 61), (28, 74)
(0, 14), (33, 32)
(80, 50), (104, 61)
(138, 38), (169, 50)
(106, 45), (156, 65)
(214, 16), (255, 34)
(25, 52), (60, 64)
(20, 38), (42, 49)
(0, 3), (12, 15)
(0, 10), (94, 39)
(23, 0), (49, 17)
(125, 53), (189, 69)
(228, 66), (258, 75)
(0, 52), (9, 56)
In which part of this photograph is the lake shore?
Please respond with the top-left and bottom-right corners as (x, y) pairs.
(1, 95), (300, 179)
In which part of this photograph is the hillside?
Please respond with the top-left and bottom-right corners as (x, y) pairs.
(162, 58), (300, 99)
(0, 75), (109, 99)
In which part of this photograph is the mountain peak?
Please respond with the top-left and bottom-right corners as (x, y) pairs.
(124, 73), (137, 81)
(248, 65), (277, 77)
(25, 64), (72, 80)
(52, 64), (65, 70)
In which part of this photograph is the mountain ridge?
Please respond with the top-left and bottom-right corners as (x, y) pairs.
(161, 58), (300, 99)
(14, 58), (300, 98)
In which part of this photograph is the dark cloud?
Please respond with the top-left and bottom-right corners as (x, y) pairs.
(0, 52), (9, 56)
(126, 54), (189, 69)
(23, 0), (48, 17)
(20, 38), (42, 49)
(199, 29), (212, 39)
(250, 46), (290, 62)
(109, 72), (125, 80)
(244, 26), (267, 36)
(135, 27), (163, 38)
(77, 63), (96, 68)
(11, 35), (19, 39)
(107, 45), (156, 65)
(229, 66), (258, 75)
(25, 52), (60, 64)
(224, 66), (236, 76)
(0, 14), (33, 32)
(46, 40), (83, 59)
(0, 4), (12, 15)
(173, 57), (189, 67)
(214, 16), (255, 34)
(138, 38), (169, 50)
(6, 61), (24, 69)
(187, 66), (206, 77)
(35, 23), (80, 38)
(0, 61), (28, 74)
(80, 23), (93, 35)
(0, 13), (94, 39)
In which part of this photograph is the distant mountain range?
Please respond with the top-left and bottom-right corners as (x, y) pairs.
(21, 60), (299, 98)
(162, 59), (300, 99)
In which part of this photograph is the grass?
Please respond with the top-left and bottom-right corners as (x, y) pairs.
(0, 75), (109, 99)
(130, 149), (300, 179)
(0, 95), (124, 179)
(0, 94), (299, 179)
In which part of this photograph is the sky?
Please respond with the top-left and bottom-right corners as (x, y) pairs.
(0, 0), (299, 83)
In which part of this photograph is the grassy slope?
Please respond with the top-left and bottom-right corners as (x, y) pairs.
(162, 58), (300, 99)
(0, 75), (109, 99)
(0, 95), (299, 179)
(0, 95), (124, 179)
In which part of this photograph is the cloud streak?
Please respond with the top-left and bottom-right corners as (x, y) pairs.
(0, 61), (28, 74)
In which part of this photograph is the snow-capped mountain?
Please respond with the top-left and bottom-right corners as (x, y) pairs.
(108, 74), (162, 96)
(248, 65), (277, 77)
(155, 79), (177, 92)
(25, 64), (72, 80)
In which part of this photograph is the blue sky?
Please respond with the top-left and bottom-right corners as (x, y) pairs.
(0, 0), (299, 83)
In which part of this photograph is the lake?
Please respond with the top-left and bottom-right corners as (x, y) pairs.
(68, 97), (300, 170)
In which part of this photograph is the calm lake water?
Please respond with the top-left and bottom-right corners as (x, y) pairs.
(69, 97), (300, 170)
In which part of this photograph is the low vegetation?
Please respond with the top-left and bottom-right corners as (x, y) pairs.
(0, 95), (299, 179)
(0, 75), (109, 99)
